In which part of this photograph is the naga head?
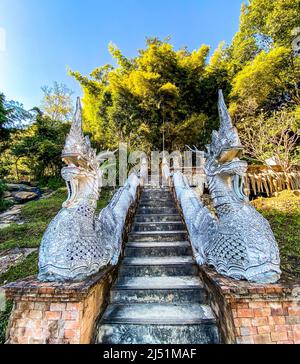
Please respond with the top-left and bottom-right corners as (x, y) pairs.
(205, 90), (248, 201)
(61, 98), (114, 208)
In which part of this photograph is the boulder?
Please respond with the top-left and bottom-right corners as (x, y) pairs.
(14, 191), (39, 203)
(6, 183), (40, 194)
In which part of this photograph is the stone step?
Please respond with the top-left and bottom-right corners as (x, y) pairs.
(134, 221), (185, 232)
(100, 303), (216, 325)
(135, 214), (181, 223)
(111, 287), (206, 304)
(141, 192), (174, 201)
(94, 186), (219, 345)
(111, 276), (207, 304)
(140, 196), (174, 202)
(139, 201), (176, 208)
(128, 231), (188, 242)
(143, 188), (169, 192)
(119, 256), (198, 277)
(137, 207), (179, 215)
(125, 241), (191, 257)
(95, 304), (219, 344)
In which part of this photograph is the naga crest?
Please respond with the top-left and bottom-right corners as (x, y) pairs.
(61, 98), (113, 209)
(208, 90), (243, 164)
(205, 90), (248, 204)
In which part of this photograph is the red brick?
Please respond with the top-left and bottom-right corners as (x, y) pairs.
(285, 316), (300, 325)
(236, 303), (249, 309)
(240, 326), (258, 336)
(282, 302), (294, 308)
(287, 331), (294, 340)
(253, 334), (272, 344)
(252, 317), (269, 326)
(288, 307), (300, 316)
(64, 320), (80, 330)
(275, 325), (291, 332)
(257, 326), (271, 334)
(269, 303), (282, 310)
(269, 316), (285, 325)
(255, 287), (266, 294)
(50, 303), (66, 312)
(248, 302), (267, 309)
(294, 331), (300, 340)
(236, 336), (255, 344)
(64, 329), (80, 343)
(253, 308), (271, 317)
(237, 309), (254, 318)
(38, 287), (55, 295)
(45, 311), (61, 321)
(235, 318), (252, 327)
(271, 332), (288, 342)
(271, 308), (286, 316)
(62, 311), (80, 321)
(277, 341), (294, 344)
(66, 303), (82, 311)
(265, 287), (276, 294)
(28, 310), (43, 319)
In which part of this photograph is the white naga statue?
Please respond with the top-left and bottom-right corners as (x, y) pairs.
(38, 98), (140, 282)
(174, 91), (281, 283)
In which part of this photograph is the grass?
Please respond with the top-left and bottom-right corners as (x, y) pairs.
(0, 300), (13, 344)
(0, 187), (113, 344)
(0, 187), (113, 284)
(252, 190), (300, 279)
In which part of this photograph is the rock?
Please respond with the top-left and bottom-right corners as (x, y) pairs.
(0, 248), (38, 275)
(6, 183), (25, 192)
(3, 191), (12, 198)
(0, 205), (23, 229)
(14, 191), (39, 203)
(0, 288), (5, 312)
(6, 183), (40, 194)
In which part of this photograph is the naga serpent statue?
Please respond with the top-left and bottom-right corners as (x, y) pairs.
(174, 91), (281, 283)
(38, 98), (141, 282)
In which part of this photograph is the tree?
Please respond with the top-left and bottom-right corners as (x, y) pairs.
(11, 112), (70, 182)
(238, 110), (300, 177)
(70, 38), (220, 152)
(41, 82), (74, 122)
(0, 93), (11, 144)
(230, 47), (298, 116)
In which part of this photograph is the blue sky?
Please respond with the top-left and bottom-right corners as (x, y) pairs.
(0, 0), (244, 110)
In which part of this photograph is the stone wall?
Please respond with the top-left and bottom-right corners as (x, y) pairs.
(4, 267), (117, 344)
(199, 266), (300, 344)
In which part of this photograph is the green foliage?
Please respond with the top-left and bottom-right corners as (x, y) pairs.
(230, 47), (298, 114)
(0, 93), (12, 151)
(7, 113), (70, 182)
(0, 179), (12, 212)
(0, 300), (13, 344)
(0, 188), (113, 252)
(0, 188), (67, 251)
(70, 38), (222, 152)
(253, 191), (300, 278)
(41, 82), (74, 122)
(0, 252), (39, 286)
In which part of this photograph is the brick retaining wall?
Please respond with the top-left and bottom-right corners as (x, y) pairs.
(4, 267), (117, 344)
(199, 266), (300, 344)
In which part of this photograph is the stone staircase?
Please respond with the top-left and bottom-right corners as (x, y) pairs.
(94, 187), (219, 344)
